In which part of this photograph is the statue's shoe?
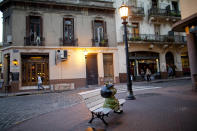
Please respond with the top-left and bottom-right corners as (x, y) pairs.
(114, 109), (123, 114)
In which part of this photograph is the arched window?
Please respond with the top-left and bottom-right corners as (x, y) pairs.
(165, 52), (174, 66)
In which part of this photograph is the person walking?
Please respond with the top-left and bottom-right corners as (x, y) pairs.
(168, 66), (173, 78)
(146, 68), (151, 82)
(172, 64), (176, 78)
(38, 75), (44, 90)
(140, 68), (145, 80)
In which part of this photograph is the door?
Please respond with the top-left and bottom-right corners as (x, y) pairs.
(132, 23), (139, 37)
(154, 24), (160, 41)
(22, 55), (49, 86)
(86, 54), (98, 85)
(103, 54), (114, 83)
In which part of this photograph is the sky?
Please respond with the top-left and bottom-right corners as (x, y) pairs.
(0, 0), (2, 42)
(0, 12), (2, 42)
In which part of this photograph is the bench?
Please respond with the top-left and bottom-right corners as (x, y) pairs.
(78, 88), (126, 125)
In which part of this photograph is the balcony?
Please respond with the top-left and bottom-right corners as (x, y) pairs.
(126, 34), (186, 44)
(129, 6), (145, 20)
(92, 39), (108, 47)
(148, 8), (181, 23)
(60, 38), (78, 46)
(24, 36), (45, 46)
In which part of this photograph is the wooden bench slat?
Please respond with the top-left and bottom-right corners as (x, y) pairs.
(87, 98), (105, 108)
(84, 95), (104, 104)
(89, 103), (104, 112)
(94, 108), (112, 114)
(78, 89), (101, 98)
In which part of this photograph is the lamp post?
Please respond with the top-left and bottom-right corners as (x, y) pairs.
(119, 4), (135, 100)
(84, 50), (88, 88)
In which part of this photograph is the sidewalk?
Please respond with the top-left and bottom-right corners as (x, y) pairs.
(0, 76), (191, 98)
(8, 82), (197, 131)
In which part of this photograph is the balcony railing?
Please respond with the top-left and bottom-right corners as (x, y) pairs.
(92, 39), (108, 47)
(126, 34), (186, 43)
(129, 6), (144, 16)
(60, 39), (78, 46)
(148, 8), (181, 18)
(24, 36), (45, 46)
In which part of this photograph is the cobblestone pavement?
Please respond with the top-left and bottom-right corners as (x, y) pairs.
(0, 79), (191, 130)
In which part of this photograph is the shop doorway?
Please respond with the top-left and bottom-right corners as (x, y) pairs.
(4, 54), (10, 86)
(103, 53), (114, 83)
(21, 54), (49, 86)
(86, 54), (98, 85)
(129, 51), (160, 80)
(181, 52), (190, 76)
(165, 52), (174, 66)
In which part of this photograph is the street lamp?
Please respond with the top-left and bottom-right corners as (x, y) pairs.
(119, 4), (135, 100)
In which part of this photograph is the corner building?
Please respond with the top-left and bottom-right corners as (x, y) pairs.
(0, 0), (119, 91)
(115, 0), (189, 82)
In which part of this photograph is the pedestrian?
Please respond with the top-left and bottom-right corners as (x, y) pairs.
(146, 68), (151, 82)
(38, 75), (44, 90)
(172, 64), (176, 77)
(168, 66), (173, 78)
(140, 68), (145, 80)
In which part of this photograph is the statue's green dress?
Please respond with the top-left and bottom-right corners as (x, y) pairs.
(103, 88), (120, 111)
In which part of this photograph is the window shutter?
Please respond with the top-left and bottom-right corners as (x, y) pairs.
(40, 16), (43, 38)
(63, 18), (65, 43)
(92, 20), (95, 40)
(104, 21), (107, 33)
(26, 16), (30, 37)
(92, 20), (95, 46)
(71, 18), (74, 40)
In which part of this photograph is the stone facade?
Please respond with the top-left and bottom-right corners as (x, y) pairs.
(0, 0), (119, 91)
(115, 0), (189, 81)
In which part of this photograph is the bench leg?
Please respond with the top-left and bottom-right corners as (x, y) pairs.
(100, 115), (108, 125)
(89, 112), (108, 125)
(89, 112), (95, 123)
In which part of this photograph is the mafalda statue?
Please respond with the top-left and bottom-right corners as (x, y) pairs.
(101, 83), (123, 113)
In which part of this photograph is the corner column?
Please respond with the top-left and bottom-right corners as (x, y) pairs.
(185, 26), (197, 89)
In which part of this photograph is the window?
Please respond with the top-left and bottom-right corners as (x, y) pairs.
(132, 23), (139, 36)
(172, 1), (178, 12)
(63, 18), (74, 46)
(154, 24), (160, 35)
(30, 16), (41, 44)
(92, 20), (107, 47)
(152, 0), (158, 8)
(4, 16), (11, 43)
(26, 16), (43, 46)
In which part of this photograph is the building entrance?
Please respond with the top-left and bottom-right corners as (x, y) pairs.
(129, 51), (160, 79)
(21, 54), (49, 86)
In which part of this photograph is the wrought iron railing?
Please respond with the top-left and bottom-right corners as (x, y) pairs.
(24, 36), (45, 46)
(129, 6), (144, 16)
(148, 8), (181, 18)
(92, 39), (108, 47)
(126, 34), (186, 43)
(60, 39), (78, 46)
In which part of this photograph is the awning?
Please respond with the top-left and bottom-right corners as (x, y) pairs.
(172, 13), (197, 32)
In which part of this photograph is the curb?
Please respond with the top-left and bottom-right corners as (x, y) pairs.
(0, 77), (191, 98)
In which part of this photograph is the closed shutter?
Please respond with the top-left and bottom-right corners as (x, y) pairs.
(26, 16), (30, 37)
(104, 21), (107, 34)
(92, 20), (95, 46)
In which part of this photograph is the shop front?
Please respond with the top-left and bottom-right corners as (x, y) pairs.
(129, 51), (160, 80)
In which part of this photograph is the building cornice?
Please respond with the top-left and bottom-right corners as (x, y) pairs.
(0, 0), (115, 12)
(0, 46), (118, 51)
